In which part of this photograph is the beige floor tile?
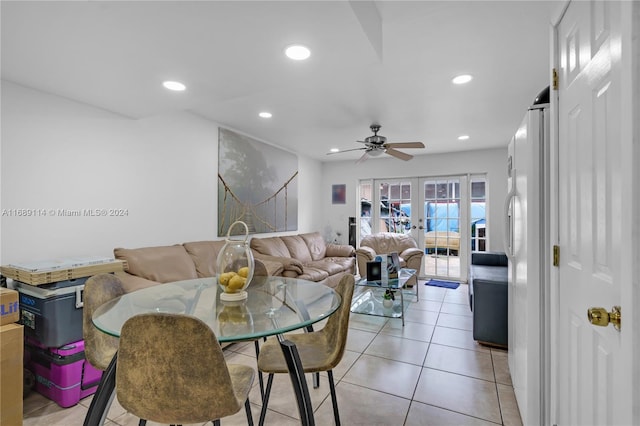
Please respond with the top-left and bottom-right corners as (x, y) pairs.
(365, 333), (429, 366)
(424, 344), (495, 381)
(345, 327), (377, 353)
(409, 298), (443, 312)
(348, 312), (389, 332)
(22, 400), (89, 426)
(437, 312), (473, 331)
(22, 392), (54, 416)
(332, 349), (361, 380)
(431, 326), (490, 353)
(342, 354), (422, 399)
(491, 350), (513, 386)
(419, 285), (447, 302)
(414, 368), (502, 424)
(213, 401), (299, 426)
(314, 381), (411, 426)
(248, 372), (332, 420)
(443, 286), (470, 305)
(379, 319), (435, 342)
(403, 308), (440, 325)
(440, 301), (473, 317)
(406, 401), (500, 425)
(497, 383), (523, 426)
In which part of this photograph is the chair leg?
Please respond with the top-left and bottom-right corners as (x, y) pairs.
(245, 398), (254, 426)
(313, 372), (320, 389)
(254, 340), (264, 399)
(138, 420), (147, 426)
(213, 420), (221, 426)
(328, 370), (340, 426)
(258, 373), (274, 426)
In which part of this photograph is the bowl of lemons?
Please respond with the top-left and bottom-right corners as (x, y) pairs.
(217, 221), (255, 301)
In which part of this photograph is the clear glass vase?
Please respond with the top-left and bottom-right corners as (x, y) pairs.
(217, 221), (254, 301)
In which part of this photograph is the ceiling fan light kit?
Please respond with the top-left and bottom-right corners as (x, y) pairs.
(327, 124), (425, 163)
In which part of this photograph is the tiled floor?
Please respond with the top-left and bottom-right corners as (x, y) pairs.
(22, 282), (522, 426)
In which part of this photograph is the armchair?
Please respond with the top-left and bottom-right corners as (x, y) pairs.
(356, 232), (424, 287)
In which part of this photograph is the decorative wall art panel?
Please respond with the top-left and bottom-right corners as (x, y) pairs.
(218, 128), (298, 236)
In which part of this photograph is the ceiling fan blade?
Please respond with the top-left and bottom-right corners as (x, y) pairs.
(385, 148), (413, 161)
(326, 147), (367, 155)
(385, 142), (425, 149)
(356, 152), (370, 164)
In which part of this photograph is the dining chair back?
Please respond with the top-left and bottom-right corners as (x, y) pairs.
(82, 274), (125, 370)
(257, 273), (355, 425)
(116, 313), (255, 425)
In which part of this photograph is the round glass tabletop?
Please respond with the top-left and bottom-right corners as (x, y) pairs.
(92, 276), (341, 342)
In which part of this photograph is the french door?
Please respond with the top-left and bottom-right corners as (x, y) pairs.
(359, 175), (483, 282)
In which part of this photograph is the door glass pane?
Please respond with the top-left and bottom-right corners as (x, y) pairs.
(471, 177), (487, 252)
(380, 181), (411, 234)
(423, 178), (461, 279)
(360, 181), (373, 239)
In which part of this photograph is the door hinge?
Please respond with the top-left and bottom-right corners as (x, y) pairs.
(553, 245), (560, 267)
(552, 68), (559, 90)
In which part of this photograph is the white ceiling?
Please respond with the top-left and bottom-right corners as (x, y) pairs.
(1, 1), (557, 162)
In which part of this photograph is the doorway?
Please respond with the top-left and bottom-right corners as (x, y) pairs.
(359, 175), (487, 282)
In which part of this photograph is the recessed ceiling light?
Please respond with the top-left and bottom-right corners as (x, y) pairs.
(285, 44), (311, 60)
(458, 135), (470, 140)
(162, 81), (186, 91)
(452, 74), (473, 85)
(329, 148), (340, 153)
(259, 112), (272, 118)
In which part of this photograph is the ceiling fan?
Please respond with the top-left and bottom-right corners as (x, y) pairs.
(327, 124), (425, 163)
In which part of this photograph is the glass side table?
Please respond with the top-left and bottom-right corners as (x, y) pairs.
(351, 268), (418, 326)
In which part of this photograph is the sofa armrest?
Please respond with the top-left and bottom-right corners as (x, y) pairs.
(115, 271), (162, 294)
(400, 247), (423, 262)
(326, 243), (355, 258)
(355, 247), (376, 278)
(252, 253), (304, 275)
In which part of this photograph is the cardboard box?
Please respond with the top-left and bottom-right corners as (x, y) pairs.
(1, 323), (23, 426)
(0, 288), (19, 325)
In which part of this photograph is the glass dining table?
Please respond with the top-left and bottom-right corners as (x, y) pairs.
(83, 275), (341, 426)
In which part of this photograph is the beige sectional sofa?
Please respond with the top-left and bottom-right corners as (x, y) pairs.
(113, 240), (283, 293)
(113, 232), (355, 293)
(250, 232), (356, 288)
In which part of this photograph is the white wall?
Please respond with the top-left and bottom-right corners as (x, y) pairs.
(0, 82), (324, 264)
(1, 81), (506, 267)
(321, 147), (508, 251)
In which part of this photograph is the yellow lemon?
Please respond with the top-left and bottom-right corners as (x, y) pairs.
(227, 275), (246, 291)
(238, 266), (250, 278)
(219, 272), (236, 286)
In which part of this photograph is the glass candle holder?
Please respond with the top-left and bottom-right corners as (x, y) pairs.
(217, 221), (254, 301)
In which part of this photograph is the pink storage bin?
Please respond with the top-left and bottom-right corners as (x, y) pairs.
(25, 338), (103, 408)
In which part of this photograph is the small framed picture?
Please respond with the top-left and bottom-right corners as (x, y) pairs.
(332, 184), (346, 204)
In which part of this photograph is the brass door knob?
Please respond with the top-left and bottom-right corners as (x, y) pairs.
(587, 306), (621, 331)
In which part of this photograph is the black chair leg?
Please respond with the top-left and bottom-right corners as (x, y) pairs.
(328, 370), (340, 426)
(254, 340), (264, 399)
(245, 398), (254, 426)
(138, 420), (147, 426)
(258, 373), (274, 426)
(213, 420), (221, 426)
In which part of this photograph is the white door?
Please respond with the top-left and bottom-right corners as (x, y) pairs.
(555, 1), (635, 425)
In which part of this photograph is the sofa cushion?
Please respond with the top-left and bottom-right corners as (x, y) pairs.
(114, 245), (198, 283)
(297, 267), (329, 282)
(324, 256), (356, 273)
(361, 232), (418, 254)
(281, 235), (313, 263)
(300, 232), (327, 261)
(305, 259), (343, 276)
(182, 240), (227, 278)
(250, 236), (290, 257)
